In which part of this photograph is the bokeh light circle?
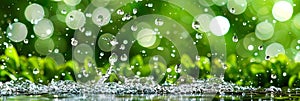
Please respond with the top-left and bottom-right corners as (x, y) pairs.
(98, 33), (116, 52)
(65, 10), (86, 30)
(136, 28), (157, 48)
(73, 44), (94, 63)
(24, 3), (44, 24)
(209, 16), (230, 36)
(34, 38), (55, 55)
(255, 21), (274, 40)
(193, 14), (213, 33)
(272, 1), (293, 22)
(33, 18), (54, 39)
(6, 22), (28, 42)
(227, 0), (247, 15)
(92, 7), (111, 27)
(64, 0), (81, 6)
(265, 42), (285, 57)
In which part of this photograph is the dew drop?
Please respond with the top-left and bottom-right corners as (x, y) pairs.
(116, 9), (124, 15)
(33, 68), (39, 75)
(271, 74), (277, 79)
(230, 8), (235, 13)
(61, 9), (67, 14)
(71, 38), (78, 46)
(195, 33), (202, 39)
(132, 8), (138, 14)
(248, 45), (254, 51)
(99, 52), (104, 56)
(131, 25), (138, 31)
(283, 72), (287, 77)
(192, 21), (201, 30)
(120, 54), (128, 61)
(265, 55), (270, 60)
(167, 68), (172, 73)
(155, 18), (164, 26)
(175, 64), (181, 73)
(109, 53), (118, 65)
(85, 30), (92, 36)
(232, 35), (238, 42)
(258, 45), (264, 50)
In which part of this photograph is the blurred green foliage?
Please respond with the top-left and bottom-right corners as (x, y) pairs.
(0, 46), (76, 84)
(2, 46), (300, 88)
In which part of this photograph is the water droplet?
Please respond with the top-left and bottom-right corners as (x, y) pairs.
(92, 7), (111, 26)
(61, 73), (65, 76)
(171, 53), (175, 57)
(265, 56), (270, 60)
(120, 54), (128, 61)
(85, 30), (92, 36)
(248, 45), (254, 51)
(97, 15), (104, 23)
(153, 56), (159, 61)
(78, 74), (82, 78)
(167, 68), (172, 73)
(141, 50), (146, 54)
(230, 8), (235, 13)
(242, 22), (247, 26)
(297, 40), (300, 44)
(195, 55), (201, 61)
(119, 44), (125, 50)
(83, 70), (89, 77)
(122, 14), (132, 21)
(85, 13), (92, 17)
(116, 9), (124, 15)
(258, 45), (264, 50)
(222, 63), (227, 69)
(61, 9), (67, 14)
(271, 74), (277, 79)
(132, 8), (138, 14)
(192, 21), (201, 30)
(131, 25), (138, 31)
(252, 17), (256, 20)
(283, 72), (287, 77)
(155, 18), (164, 26)
(175, 64), (181, 73)
(71, 38), (78, 46)
(23, 39), (29, 44)
(195, 33), (202, 39)
(110, 39), (118, 46)
(232, 35), (238, 42)
(157, 47), (164, 50)
(69, 15), (74, 21)
(33, 68), (39, 74)
(100, 52), (104, 56)
(146, 3), (153, 7)
(109, 53), (118, 65)
(296, 46), (300, 50)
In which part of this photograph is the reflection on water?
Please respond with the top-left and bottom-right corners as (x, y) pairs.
(1, 78), (300, 100)
(2, 93), (300, 101)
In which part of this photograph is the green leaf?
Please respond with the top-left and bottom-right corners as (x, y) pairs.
(130, 55), (144, 66)
(289, 75), (297, 87)
(250, 64), (265, 74)
(5, 46), (20, 68)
